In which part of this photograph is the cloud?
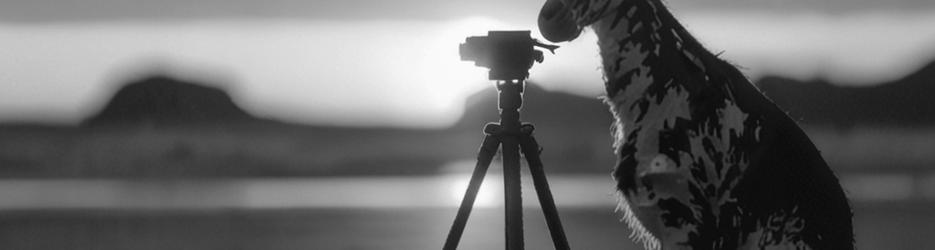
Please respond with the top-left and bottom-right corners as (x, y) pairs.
(0, 0), (932, 23)
(0, 19), (507, 127)
(681, 11), (935, 84)
(0, 0), (534, 23)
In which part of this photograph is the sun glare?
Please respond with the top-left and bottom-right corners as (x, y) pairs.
(440, 159), (505, 208)
(448, 174), (502, 208)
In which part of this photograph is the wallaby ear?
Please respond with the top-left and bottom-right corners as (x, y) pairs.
(538, 0), (582, 43)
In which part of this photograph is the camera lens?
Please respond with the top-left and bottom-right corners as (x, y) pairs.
(460, 36), (486, 62)
(459, 42), (474, 62)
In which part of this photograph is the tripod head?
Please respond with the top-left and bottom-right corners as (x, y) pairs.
(459, 30), (558, 81)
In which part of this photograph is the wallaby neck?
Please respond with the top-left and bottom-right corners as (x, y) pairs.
(590, 0), (723, 99)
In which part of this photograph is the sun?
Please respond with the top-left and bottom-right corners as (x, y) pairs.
(410, 17), (516, 119)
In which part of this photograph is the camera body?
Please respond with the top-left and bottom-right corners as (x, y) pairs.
(459, 30), (555, 81)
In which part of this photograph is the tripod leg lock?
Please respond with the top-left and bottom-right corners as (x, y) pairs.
(485, 123), (539, 137)
(483, 123), (502, 135)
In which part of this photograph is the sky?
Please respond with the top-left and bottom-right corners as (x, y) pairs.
(1, 0), (934, 128)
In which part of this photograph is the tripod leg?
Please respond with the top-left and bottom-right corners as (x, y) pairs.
(502, 135), (524, 250)
(519, 132), (571, 250)
(443, 134), (501, 250)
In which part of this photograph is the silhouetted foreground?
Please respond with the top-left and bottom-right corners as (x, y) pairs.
(537, 0), (860, 247)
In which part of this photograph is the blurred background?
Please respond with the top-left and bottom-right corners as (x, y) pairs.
(1, 0), (934, 249)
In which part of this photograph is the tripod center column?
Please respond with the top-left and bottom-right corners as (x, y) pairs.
(497, 80), (525, 250)
(497, 80), (524, 131)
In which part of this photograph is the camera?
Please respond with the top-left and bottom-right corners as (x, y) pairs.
(459, 30), (558, 81)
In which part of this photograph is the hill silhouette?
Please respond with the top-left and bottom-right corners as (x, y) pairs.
(757, 60), (935, 128)
(83, 75), (255, 126)
(6, 59), (935, 178)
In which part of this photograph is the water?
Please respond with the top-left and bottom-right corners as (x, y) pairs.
(0, 172), (930, 210)
(0, 174), (619, 210)
(1, 172), (934, 249)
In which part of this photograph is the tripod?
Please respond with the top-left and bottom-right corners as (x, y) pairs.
(442, 79), (570, 250)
